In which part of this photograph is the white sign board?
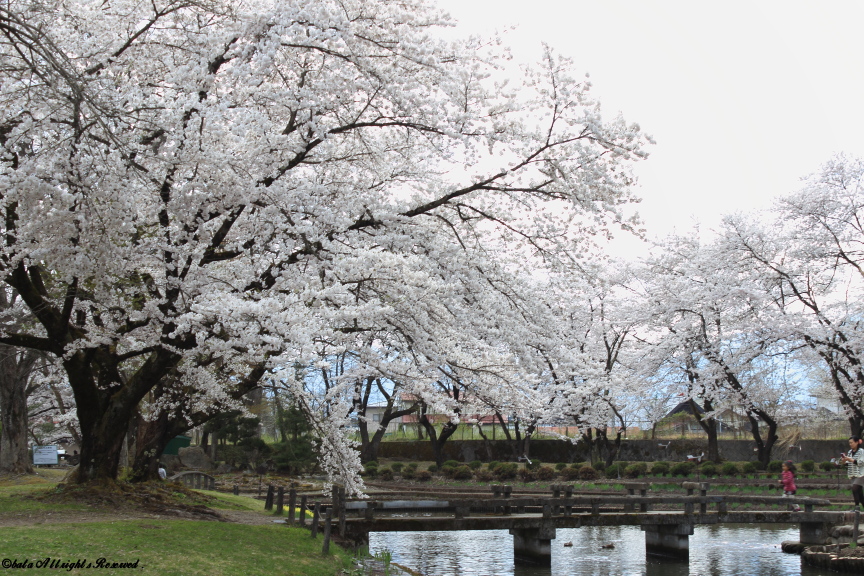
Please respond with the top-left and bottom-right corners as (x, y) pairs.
(33, 445), (58, 465)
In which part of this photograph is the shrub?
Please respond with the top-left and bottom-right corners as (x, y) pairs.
(624, 462), (648, 478)
(650, 462), (670, 476)
(391, 462), (404, 473)
(475, 469), (494, 482)
(753, 460), (767, 471)
(487, 461), (501, 472)
(406, 462), (418, 470)
(616, 461), (630, 470)
(721, 462), (739, 476)
(427, 464), (438, 473)
(452, 465), (473, 480)
(378, 468), (394, 481)
(670, 462), (694, 477)
(536, 466), (556, 481)
(767, 461), (783, 473)
(415, 470), (432, 482)
(401, 468), (415, 480)
(742, 462), (758, 475)
(604, 464), (623, 479)
(700, 463), (717, 477)
(569, 462), (583, 469)
(592, 461), (606, 472)
(819, 461), (835, 472)
(555, 462), (568, 471)
(362, 461), (379, 478)
(578, 465), (600, 480)
(440, 464), (457, 479)
(526, 459), (541, 471)
(469, 460), (483, 470)
(443, 460), (461, 468)
(560, 467), (582, 481)
(517, 468), (537, 482)
(800, 460), (815, 473)
(494, 463), (518, 480)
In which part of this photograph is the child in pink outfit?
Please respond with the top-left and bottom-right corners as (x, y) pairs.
(781, 461), (801, 512)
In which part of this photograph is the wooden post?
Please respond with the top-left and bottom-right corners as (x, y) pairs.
(288, 488), (297, 524)
(311, 502), (320, 538)
(322, 509), (333, 554)
(854, 510), (861, 545)
(503, 485), (512, 516)
(331, 485), (339, 512)
(264, 485), (274, 511)
(299, 495), (308, 527)
(338, 486), (346, 537)
(275, 486), (284, 515)
(233, 484), (239, 496)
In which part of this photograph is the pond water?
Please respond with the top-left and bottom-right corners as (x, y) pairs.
(369, 524), (833, 576)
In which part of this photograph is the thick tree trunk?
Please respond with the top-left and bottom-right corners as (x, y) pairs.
(0, 369), (31, 473)
(419, 412), (458, 467)
(748, 411), (779, 468)
(601, 429), (624, 468)
(65, 349), (180, 484)
(849, 416), (863, 438)
(475, 425), (495, 461)
(129, 412), (177, 482)
(0, 345), (39, 474)
(689, 399), (720, 462)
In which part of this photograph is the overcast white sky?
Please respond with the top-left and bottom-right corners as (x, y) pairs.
(435, 0), (864, 251)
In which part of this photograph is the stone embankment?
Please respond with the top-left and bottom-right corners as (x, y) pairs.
(783, 519), (864, 573)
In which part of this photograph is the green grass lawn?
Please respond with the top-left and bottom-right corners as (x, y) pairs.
(0, 475), (352, 576)
(2, 520), (352, 576)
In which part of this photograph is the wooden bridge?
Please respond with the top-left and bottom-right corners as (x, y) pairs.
(324, 482), (851, 565)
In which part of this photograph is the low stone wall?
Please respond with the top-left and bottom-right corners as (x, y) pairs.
(375, 439), (850, 464)
(801, 545), (864, 573)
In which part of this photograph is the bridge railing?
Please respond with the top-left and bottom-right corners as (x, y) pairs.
(340, 482), (832, 520)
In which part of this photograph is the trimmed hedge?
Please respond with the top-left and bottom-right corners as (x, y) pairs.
(578, 465), (600, 480)
(670, 462), (694, 477)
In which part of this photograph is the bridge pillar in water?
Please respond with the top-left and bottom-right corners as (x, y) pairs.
(510, 526), (556, 565)
(642, 523), (693, 559)
(799, 521), (831, 546)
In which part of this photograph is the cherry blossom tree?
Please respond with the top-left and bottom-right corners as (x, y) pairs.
(524, 264), (641, 467)
(0, 0), (648, 485)
(724, 155), (864, 436)
(638, 232), (798, 466)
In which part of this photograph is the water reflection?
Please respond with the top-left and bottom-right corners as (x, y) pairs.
(370, 524), (831, 576)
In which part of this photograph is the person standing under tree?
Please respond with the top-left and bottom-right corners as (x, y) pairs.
(840, 436), (864, 511)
